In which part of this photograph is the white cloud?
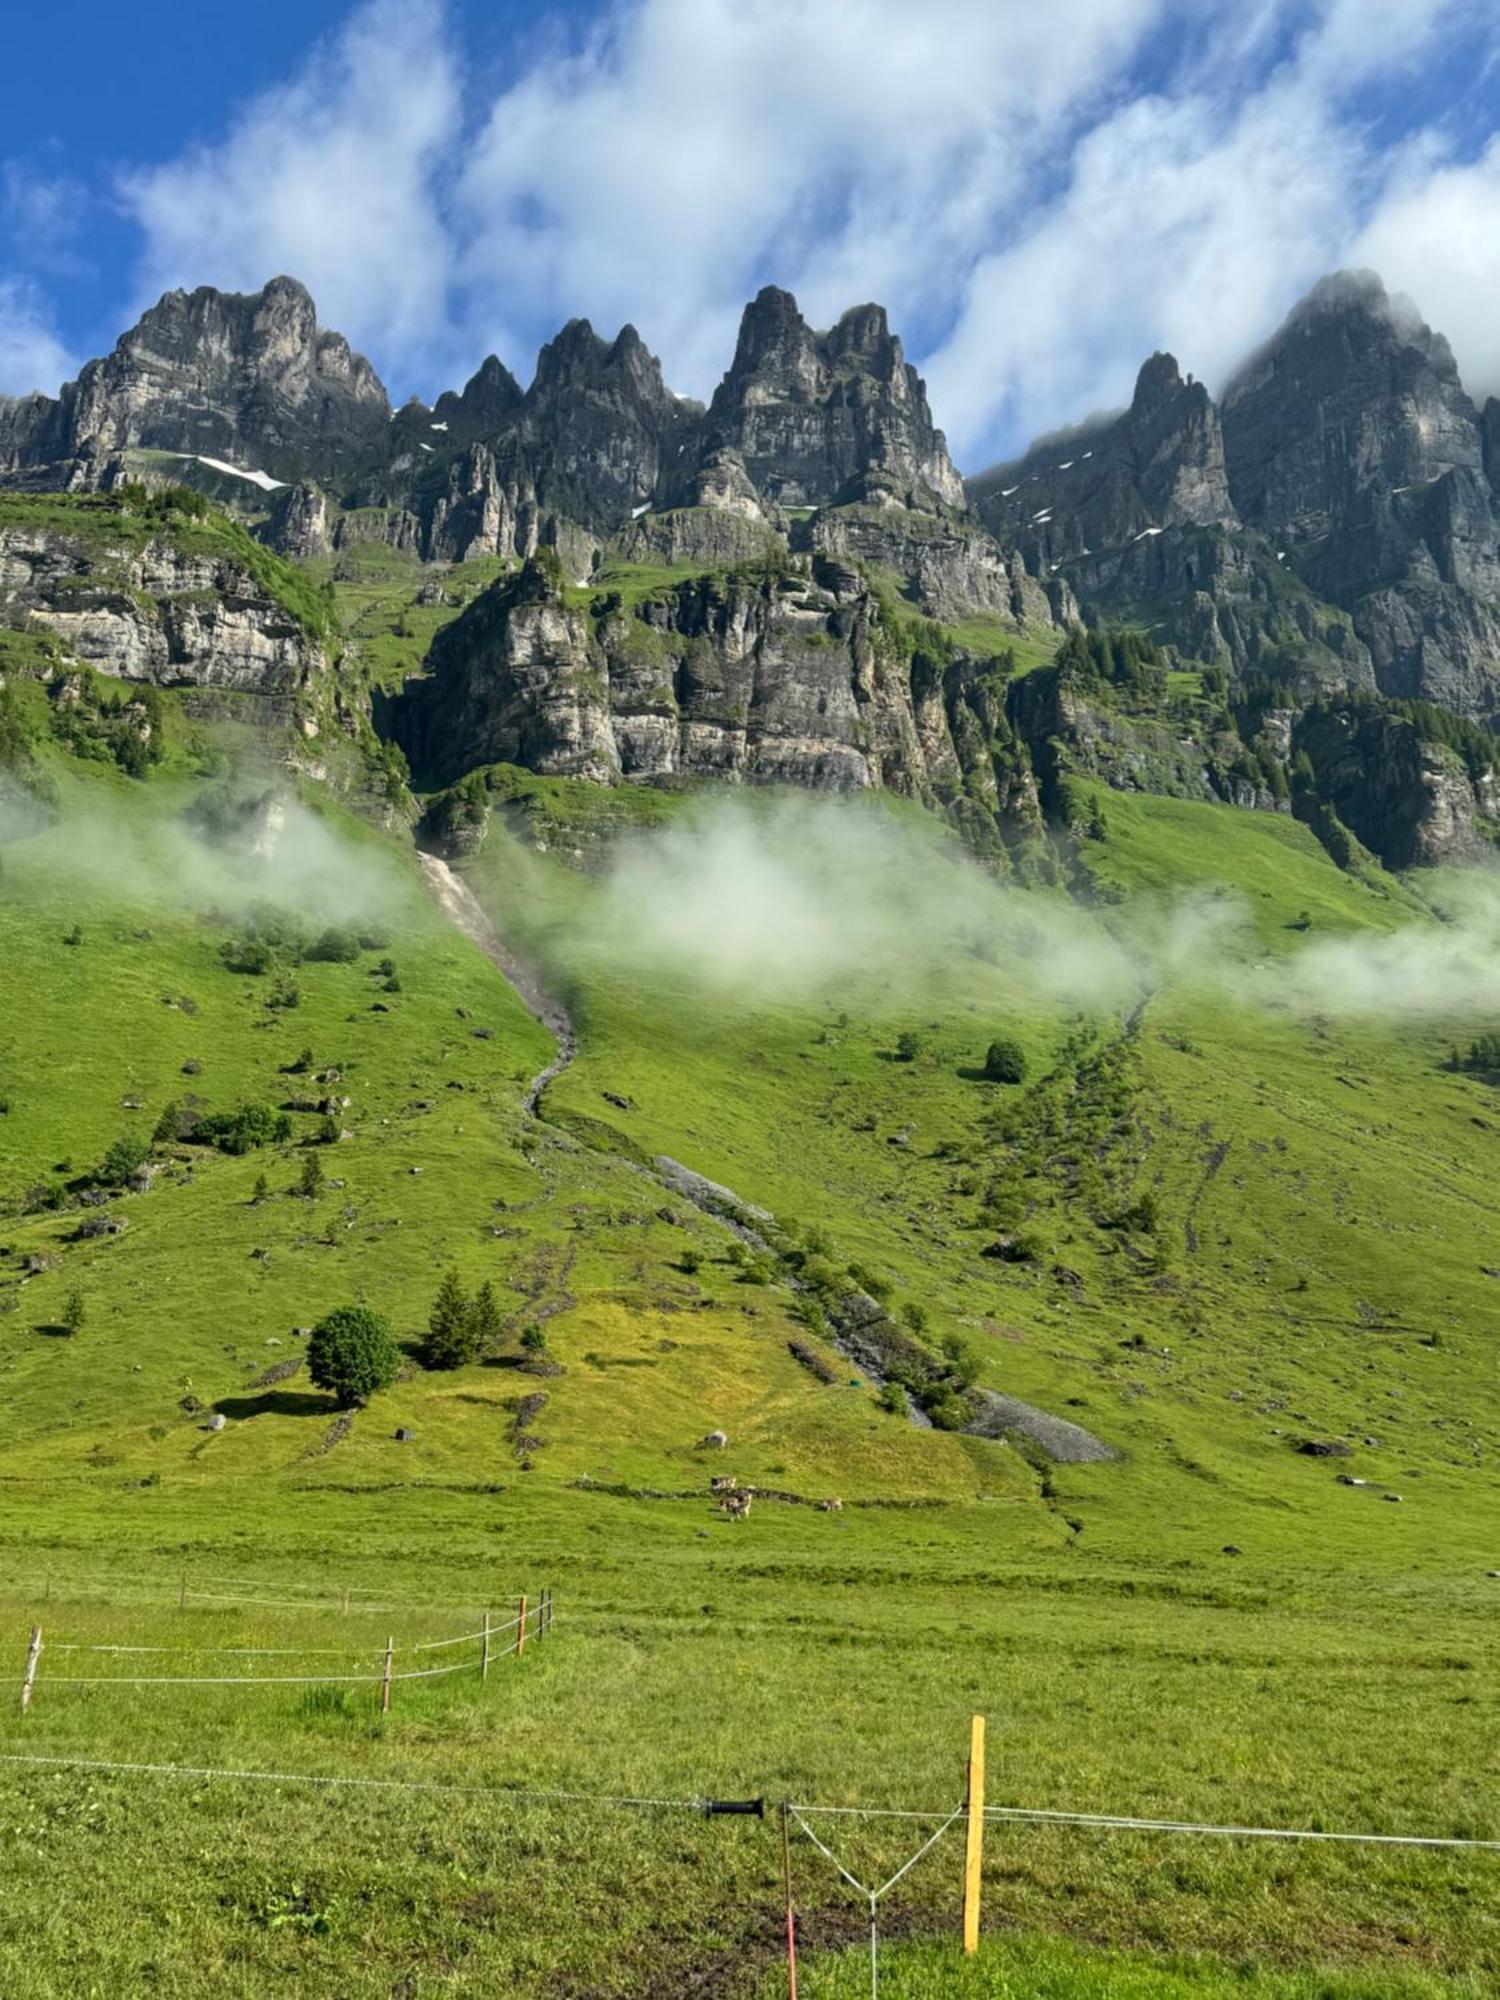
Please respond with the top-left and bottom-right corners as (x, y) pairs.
(0, 276), (74, 396)
(456, 0), (1173, 397)
(925, 78), (1361, 457)
(1351, 134), (1500, 402)
(925, 1), (1489, 460)
(118, 0), (459, 389)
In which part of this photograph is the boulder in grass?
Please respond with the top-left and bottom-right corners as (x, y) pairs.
(205, 1412), (227, 1433)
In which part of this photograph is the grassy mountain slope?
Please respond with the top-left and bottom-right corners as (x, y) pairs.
(3, 706), (1500, 1991)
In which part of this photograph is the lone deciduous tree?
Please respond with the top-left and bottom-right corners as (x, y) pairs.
(308, 1305), (399, 1408)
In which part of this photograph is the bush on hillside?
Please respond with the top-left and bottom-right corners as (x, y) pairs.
(305, 926), (362, 964)
(195, 1103), (292, 1156)
(308, 1305), (400, 1408)
(97, 1130), (152, 1188)
(982, 1038), (1027, 1085)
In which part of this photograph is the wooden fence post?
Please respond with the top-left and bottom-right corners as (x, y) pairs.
(517, 1594), (528, 1659)
(962, 1714), (986, 1954)
(481, 1610), (491, 1681)
(381, 1635), (394, 1714)
(20, 1626), (42, 1713)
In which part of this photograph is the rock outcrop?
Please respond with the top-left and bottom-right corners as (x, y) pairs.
(393, 551), (1047, 847)
(0, 502), (327, 699)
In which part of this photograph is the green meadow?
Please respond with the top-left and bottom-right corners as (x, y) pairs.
(2, 715), (1499, 1993)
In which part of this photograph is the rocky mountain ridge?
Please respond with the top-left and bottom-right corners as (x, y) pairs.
(3, 268), (1499, 872)
(973, 271), (1500, 724)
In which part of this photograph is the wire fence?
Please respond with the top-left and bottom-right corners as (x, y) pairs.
(16, 1591), (554, 1711)
(0, 1739), (1494, 1997)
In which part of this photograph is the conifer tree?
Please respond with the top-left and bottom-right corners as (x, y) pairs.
(421, 1268), (478, 1370)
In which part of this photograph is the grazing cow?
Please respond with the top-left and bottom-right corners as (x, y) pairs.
(719, 1490), (753, 1521)
(818, 1497), (843, 1512)
(710, 1475), (738, 1494)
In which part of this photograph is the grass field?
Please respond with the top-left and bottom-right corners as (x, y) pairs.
(3, 726), (1500, 1994)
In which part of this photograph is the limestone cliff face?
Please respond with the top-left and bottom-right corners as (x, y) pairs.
(1293, 698), (1500, 868)
(1221, 273), (1484, 534)
(1223, 278), (1500, 721)
(392, 553), (1041, 828)
(0, 517), (326, 697)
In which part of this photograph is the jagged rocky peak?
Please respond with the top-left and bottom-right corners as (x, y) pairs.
(969, 346), (1234, 567)
(1221, 269), (1485, 534)
(693, 286), (965, 511)
(1124, 350), (1236, 529)
(76, 276), (390, 469)
(431, 353), (524, 435)
(3, 275), (393, 487)
(502, 316), (689, 528)
(528, 319), (669, 406)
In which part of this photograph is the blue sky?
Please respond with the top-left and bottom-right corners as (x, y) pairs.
(3, 0), (1499, 467)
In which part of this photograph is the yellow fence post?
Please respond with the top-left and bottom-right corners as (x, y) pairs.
(517, 1594), (528, 1659)
(481, 1610), (491, 1681)
(381, 1635), (394, 1714)
(962, 1714), (985, 1954)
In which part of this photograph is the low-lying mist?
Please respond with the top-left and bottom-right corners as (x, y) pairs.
(2, 781), (411, 932)
(575, 794), (1500, 1027)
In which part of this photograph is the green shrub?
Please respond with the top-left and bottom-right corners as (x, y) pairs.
(305, 927), (362, 964)
(307, 1305), (399, 1407)
(982, 1038), (1027, 1085)
(196, 1103), (292, 1156)
(98, 1130), (152, 1188)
